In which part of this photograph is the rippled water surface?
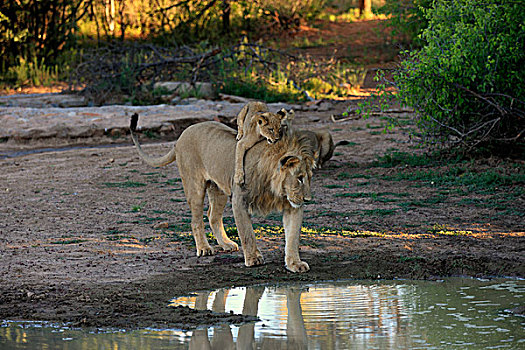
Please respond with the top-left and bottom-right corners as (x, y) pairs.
(2, 278), (523, 349)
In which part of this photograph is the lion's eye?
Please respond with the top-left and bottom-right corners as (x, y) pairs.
(268, 128), (274, 133)
(298, 176), (304, 184)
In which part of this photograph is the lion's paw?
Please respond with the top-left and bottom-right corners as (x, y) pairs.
(244, 252), (264, 267)
(220, 240), (239, 252)
(286, 260), (310, 273)
(234, 172), (245, 186)
(196, 245), (215, 257)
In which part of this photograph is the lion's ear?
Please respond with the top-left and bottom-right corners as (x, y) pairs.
(287, 109), (295, 120)
(279, 155), (300, 171)
(277, 108), (295, 121)
(257, 114), (268, 125)
(277, 109), (287, 119)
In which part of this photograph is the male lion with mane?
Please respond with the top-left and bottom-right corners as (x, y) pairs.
(129, 113), (315, 273)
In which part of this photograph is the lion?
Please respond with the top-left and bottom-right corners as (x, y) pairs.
(129, 113), (314, 273)
(298, 129), (350, 168)
(234, 101), (294, 185)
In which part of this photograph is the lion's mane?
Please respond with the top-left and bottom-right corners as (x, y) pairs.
(244, 131), (314, 216)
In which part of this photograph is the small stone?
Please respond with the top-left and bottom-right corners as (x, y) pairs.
(153, 222), (169, 229)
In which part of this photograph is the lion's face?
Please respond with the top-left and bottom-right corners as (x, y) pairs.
(279, 155), (313, 208)
(256, 109), (293, 144)
(256, 113), (284, 144)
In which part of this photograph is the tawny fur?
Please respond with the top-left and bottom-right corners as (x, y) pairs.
(130, 117), (314, 273)
(244, 130), (314, 216)
(234, 101), (294, 185)
(296, 130), (334, 168)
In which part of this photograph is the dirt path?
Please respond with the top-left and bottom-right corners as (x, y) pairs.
(0, 99), (523, 329)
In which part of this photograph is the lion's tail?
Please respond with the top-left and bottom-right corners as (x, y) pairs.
(334, 140), (351, 148)
(129, 113), (177, 168)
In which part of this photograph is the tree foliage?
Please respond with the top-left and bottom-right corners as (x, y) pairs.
(0, 0), (326, 74)
(0, 0), (86, 70)
(379, 0), (432, 46)
(382, 0), (525, 151)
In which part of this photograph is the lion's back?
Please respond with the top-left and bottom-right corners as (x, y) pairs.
(176, 121), (238, 191)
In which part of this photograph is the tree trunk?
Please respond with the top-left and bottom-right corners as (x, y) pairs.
(359, 0), (372, 17)
(222, 0), (231, 34)
(105, 0), (115, 33)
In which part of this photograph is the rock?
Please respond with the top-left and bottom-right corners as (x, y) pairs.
(153, 222), (169, 229)
(154, 82), (217, 99)
(159, 123), (175, 134)
(317, 101), (334, 112)
(0, 99), (249, 143)
(219, 93), (251, 104)
(267, 102), (302, 113)
(0, 93), (87, 108)
(109, 128), (124, 138)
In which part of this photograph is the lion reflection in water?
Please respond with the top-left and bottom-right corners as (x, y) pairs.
(188, 287), (307, 350)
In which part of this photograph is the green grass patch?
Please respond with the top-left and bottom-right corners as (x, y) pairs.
(398, 194), (448, 210)
(383, 166), (524, 193)
(398, 255), (425, 263)
(373, 151), (444, 168)
(359, 209), (397, 217)
(105, 230), (135, 241)
(143, 130), (159, 139)
(335, 192), (370, 198)
(335, 192), (409, 201)
(166, 178), (182, 185)
(50, 239), (87, 245)
(170, 198), (186, 203)
(324, 184), (347, 189)
(152, 209), (176, 215)
(337, 172), (371, 180)
(141, 171), (166, 177)
(131, 215), (166, 224)
(103, 181), (147, 188)
(313, 210), (349, 218)
(167, 223), (192, 232)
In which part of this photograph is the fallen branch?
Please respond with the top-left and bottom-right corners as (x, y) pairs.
(331, 114), (361, 123)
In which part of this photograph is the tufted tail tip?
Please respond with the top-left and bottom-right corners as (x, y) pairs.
(130, 113), (139, 132)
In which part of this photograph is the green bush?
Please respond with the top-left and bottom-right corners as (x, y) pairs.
(378, 0), (525, 151)
(379, 0), (432, 46)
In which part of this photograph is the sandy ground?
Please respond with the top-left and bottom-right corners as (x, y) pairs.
(0, 99), (523, 330)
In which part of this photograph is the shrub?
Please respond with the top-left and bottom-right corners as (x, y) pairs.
(0, 0), (83, 73)
(374, 0), (525, 151)
(378, 0), (432, 47)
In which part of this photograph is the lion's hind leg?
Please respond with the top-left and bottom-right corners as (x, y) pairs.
(207, 183), (239, 252)
(183, 179), (214, 256)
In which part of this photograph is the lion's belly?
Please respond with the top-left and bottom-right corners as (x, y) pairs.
(176, 121), (237, 196)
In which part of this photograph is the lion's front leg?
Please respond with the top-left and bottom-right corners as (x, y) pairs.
(234, 141), (248, 185)
(234, 136), (259, 186)
(232, 189), (264, 267)
(283, 207), (309, 273)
